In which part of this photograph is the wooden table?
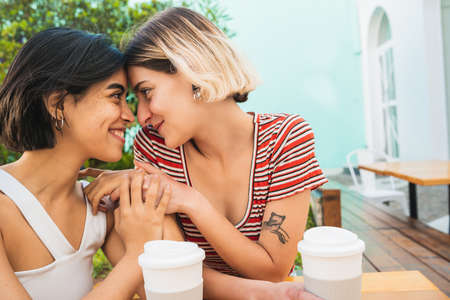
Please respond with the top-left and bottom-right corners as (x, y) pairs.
(358, 161), (450, 232)
(289, 271), (449, 299)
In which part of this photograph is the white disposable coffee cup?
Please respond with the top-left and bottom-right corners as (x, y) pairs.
(297, 226), (365, 300)
(138, 240), (205, 299)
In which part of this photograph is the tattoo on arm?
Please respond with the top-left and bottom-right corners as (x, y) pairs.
(262, 212), (290, 244)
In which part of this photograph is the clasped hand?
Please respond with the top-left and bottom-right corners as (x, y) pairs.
(79, 169), (170, 253)
(78, 161), (201, 216)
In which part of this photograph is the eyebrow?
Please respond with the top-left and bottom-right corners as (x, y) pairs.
(133, 80), (147, 93)
(106, 83), (125, 93)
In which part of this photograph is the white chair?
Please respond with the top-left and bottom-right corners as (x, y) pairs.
(346, 148), (408, 215)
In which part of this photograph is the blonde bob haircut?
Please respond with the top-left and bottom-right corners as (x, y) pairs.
(124, 7), (260, 103)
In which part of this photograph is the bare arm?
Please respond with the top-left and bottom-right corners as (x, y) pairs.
(83, 249), (143, 300)
(203, 266), (321, 300)
(0, 231), (32, 300)
(100, 213), (183, 299)
(163, 214), (185, 241)
(203, 266), (262, 300)
(100, 212), (146, 299)
(185, 190), (310, 281)
(82, 172), (170, 300)
(160, 214), (271, 300)
(0, 190), (144, 300)
(136, 161), (311, 281)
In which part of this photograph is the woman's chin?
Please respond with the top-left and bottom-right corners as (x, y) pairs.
(95, 150), (123, 163)
(164, 135), (186, 149)
(164, 139), (178, 149)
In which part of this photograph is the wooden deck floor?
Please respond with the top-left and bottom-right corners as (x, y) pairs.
(328, 181), (450, 296)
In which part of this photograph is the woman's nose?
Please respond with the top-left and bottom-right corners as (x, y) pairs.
(121, 100), (135, 123)
(137, 100), (152, 126)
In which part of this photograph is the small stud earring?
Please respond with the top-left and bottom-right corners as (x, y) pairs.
(193, 88), (201, 101)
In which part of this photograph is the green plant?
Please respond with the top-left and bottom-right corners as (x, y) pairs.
(294, 206), (317, 270)
(92, 249), (113, 279)
(0, 0), (234, 169)
(0, 0), (235, 83)
(183, 0), (235, 38)
(0, 144), (21, 165)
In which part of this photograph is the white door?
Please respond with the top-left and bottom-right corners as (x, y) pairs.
(442, 0), (450, 159)
(376, 13), (399, 158)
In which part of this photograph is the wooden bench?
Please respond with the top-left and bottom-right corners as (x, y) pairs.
(311, 188), (342, 227)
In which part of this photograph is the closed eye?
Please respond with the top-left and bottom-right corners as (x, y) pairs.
(140, 88), (153, 98)
(111, 91), (125, 103)
(106, 83), (126, 102)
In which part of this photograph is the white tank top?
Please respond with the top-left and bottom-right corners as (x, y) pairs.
(0, 169), (107, 300)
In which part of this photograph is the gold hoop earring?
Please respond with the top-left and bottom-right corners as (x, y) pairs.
(55, 117), (64, 131)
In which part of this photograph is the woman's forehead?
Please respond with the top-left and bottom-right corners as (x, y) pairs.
(101, 69), (127, 87)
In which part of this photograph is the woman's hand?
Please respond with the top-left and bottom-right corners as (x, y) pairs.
(251, 281), (323, 300)
(134, 161), (206, 215)
(80, 162), (206, 216)
(114, 171), (170, 255)
(79, 168), (141, 215)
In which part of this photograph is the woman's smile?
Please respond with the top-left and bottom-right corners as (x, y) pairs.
(154, 121), (164, 131)
(109, 128), (126, 143)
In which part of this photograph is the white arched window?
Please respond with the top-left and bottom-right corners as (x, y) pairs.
(376, 13), (399, 157)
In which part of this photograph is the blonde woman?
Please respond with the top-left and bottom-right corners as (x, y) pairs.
(83, 7), (326, 299)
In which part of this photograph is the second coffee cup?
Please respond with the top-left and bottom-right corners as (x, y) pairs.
(138, 240), (205, 300)
(298, 226), (365, 300)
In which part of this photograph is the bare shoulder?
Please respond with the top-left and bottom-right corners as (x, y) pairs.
(0, 164), (22, 216)
(0, 192), (23, 231)
(0, 192), (20, 214)
(0, 190), (20, 215)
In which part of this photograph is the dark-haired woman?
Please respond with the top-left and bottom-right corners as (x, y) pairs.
(0, 28), (177, 299)
(83, 7), (326, 300)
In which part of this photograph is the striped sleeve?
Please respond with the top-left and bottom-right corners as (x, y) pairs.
(133, 126), (158, 168)
(267, 115), (327, 202)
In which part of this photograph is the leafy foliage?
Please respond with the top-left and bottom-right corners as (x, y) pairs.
(0, 0), (235, 83)
(0, 0), (234, 167)
(184, 0), (235, 38)
(0, 144), (20, 164)
(294, 206), (317, 271)
(92, 249), (113, 279)
(0, 0), (159, 83)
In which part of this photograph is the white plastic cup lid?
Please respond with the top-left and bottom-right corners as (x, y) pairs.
(298, 226), (365, 257)
(139, 240), (205, 269)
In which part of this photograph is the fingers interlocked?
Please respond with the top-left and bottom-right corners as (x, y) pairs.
(81, 169), (142, 215)
(114, 171), (172, 249)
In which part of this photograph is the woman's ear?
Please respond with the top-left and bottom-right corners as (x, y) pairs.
(44, 91), (66, 119)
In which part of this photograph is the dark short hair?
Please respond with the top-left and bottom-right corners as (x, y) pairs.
(0, 28), (125, 152)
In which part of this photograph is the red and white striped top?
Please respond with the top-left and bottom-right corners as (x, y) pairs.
(134, 113), (327, 276)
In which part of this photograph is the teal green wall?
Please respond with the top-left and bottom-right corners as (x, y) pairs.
(223, 0), (366, 169)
